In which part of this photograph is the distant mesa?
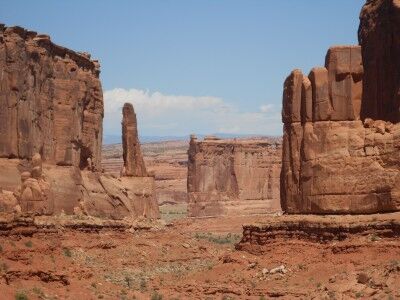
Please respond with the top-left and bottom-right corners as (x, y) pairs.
(187, 136), (282, 217)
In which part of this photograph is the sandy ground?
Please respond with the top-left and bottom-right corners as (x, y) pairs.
(0, 214), (399, 300)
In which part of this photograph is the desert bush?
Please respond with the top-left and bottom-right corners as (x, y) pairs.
(124, 276), (133, 289)
(32, 287), (44, 297)
(15, 291), (28, 300)
(151, 291), (163, 300)
(0, 261), (8, 273)
(140, 277), (147, 292)
(63, 247), (72, 257)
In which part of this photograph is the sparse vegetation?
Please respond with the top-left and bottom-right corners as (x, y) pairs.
(24, 241), (33, 248)
(15, 291), (28, 300)
(355, 291), (363, 298)
(151, 291), (163, 300)
(32, 287), (44, 298)
(124, 275), (133, 289)
(194, 232), (241, 245)
(0, 261), (8, 273)
(159, 204), (187, 223)
(298, 264), (306, 270)
(370, 234), (381, 242)
(63, 247), (72, 257)
(388, 260), (400, 272)
(328, 291), (336, 300)
(140, 277), (147, 292)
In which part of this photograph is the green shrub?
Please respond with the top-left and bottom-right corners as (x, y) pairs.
(15, 291), (28, 300)
(151, 291), (163, 300)
(62, 247), (72, 257)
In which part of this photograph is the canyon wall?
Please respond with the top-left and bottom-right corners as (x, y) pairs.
(188, 136), (281, 217)
(0, 25), (159, 219)
(0, 25), (103, 170)
(281, 42), (400, 213)
(358, 0), (400, 122)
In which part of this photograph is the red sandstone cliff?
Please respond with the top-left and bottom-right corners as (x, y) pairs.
(0, 25), (159, 219)
(358, 0), (400, 122)
(280, 2), (400, 214)
(0, 25), (103, 170)
(188, 135), (281, 217)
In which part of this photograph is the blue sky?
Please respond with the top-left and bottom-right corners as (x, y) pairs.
(1, 0), (365, 138)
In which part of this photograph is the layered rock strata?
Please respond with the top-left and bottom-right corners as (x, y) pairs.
(122, 103), (147, 177)
(0, 25), (159, 219)
(281, 45), (400, 214)
(236, 213), (400, 250)
(188, 136), (282, 217)
(0, 25), (103, 170)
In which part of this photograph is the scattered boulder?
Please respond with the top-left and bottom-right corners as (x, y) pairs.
(357, 272), (370, 285)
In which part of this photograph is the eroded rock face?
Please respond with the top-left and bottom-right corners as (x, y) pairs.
(0, 25), (103, 170)
(188, 135), (282, 217)
(18, 153), (53, 215)
(122, 103), (147, 177)
(281, 45), (400, 214)
(0, 25), (160, 219)
(358, 0), (400, 122)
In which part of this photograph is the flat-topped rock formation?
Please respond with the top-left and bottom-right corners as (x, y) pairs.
(0, 25), (159, 220)
(188, 136), (282, 217)
(281, 0), (400, 214)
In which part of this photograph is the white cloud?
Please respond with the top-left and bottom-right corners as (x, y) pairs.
(103, 88), (282, 137)
(260, 104), (274, 113)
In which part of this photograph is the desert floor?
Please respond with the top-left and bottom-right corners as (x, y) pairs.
(1, 212), (399, 300)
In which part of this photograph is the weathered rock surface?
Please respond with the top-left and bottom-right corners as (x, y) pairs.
(0, 25), (159, 220)
(358, 0), (400, 122)
(0, 156), (160, 219)
(102, 140), (188, 205)
(236, 212), (400, 248)
(122, 103), (147, 177)
(0, 25), (103, 170)
(281, 45), (400, 214)
(188, 136), (282, 217)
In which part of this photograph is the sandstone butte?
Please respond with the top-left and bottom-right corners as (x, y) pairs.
(281, 0), (400, 214)
(187, 135), (282, 217)
(0, 25), (159, 219)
